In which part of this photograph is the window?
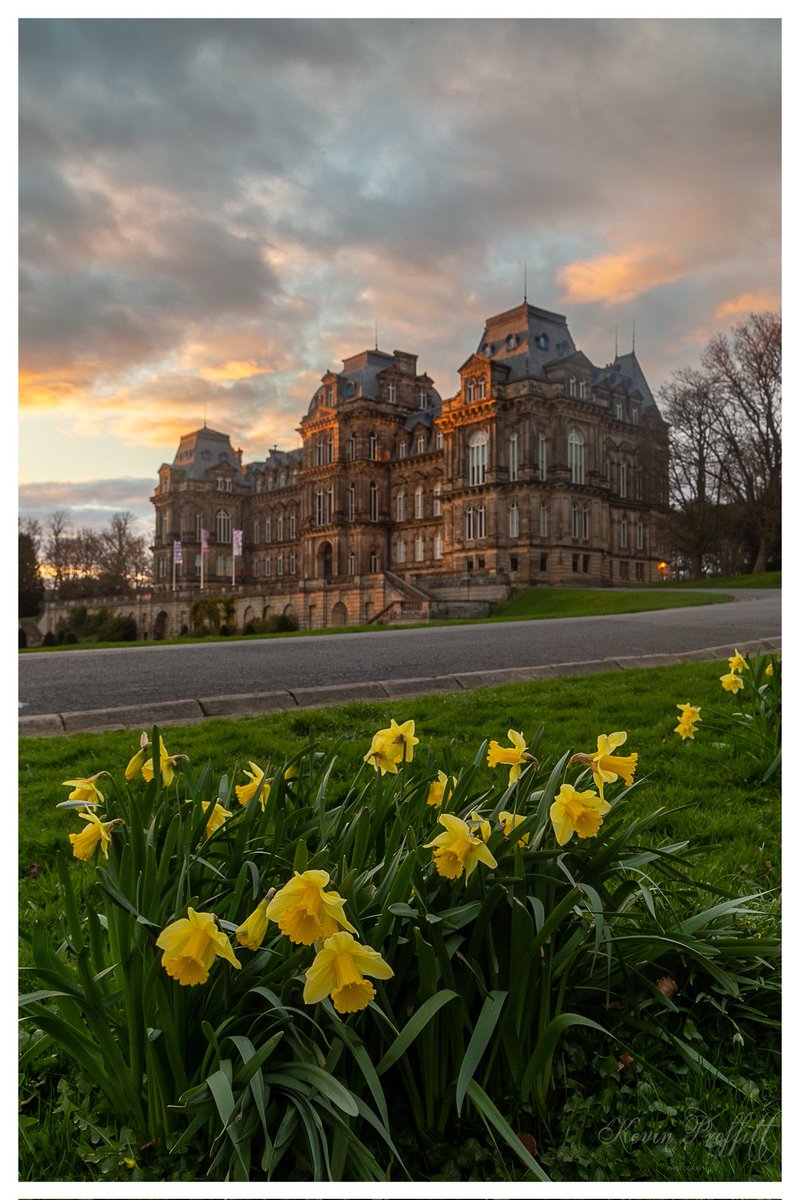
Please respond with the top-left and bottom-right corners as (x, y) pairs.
(583, 555), (590, 573)
(568, 376), (577, 398)
(433, 532), (443, 560)
(416, 433), (425, 455)
(568, 430), (584, 485)
(289, 512), (296, 538)
(477, 377), (486, 400)
(314, 440), (324, 466)
(369, 550), (379, 573)
(509, 555), (518, 573)
(414, 486), (424, 519)
(252, 517), (260, 543)
(157, 556), (167, 579)
(348, 552), (356, 575)
(387, 382), (397, 404)
(582, 503), (589, 539)
(215, 509), (231, 543)
(508, 501), (519, 538)
(289, 552), (296, 574)
(539, 552), (548, 572)
(327, 385), (335, 406)
(635, 472), (643, 500)
(615, 399), (624, 420)
(266, 557), (272, 576)
(277, 554), (284, 576)
(415, 533), (424, 562)
(631, 405), (639, 425)
(396, 491), (405, 521)
(433, 482), (442, 516)
(466, 379), (475, 403)
(476, 504), (486, 539)
(277, 514), (284, 540)
(349, 433), (357, 461)
(571, 502), (580, 538)
(369, 432), (378, 460)
(395, 538), (405, 564)
(619, 517), (628, 549)
(399, 440), (407, 458)
(508, 433), (519, 481)
(579, 380), (587, 399)
(265, 517), (272, 542)
(369, 482), (379, 520)
(348, 483), (356, 521)
(465, 506), (475, 540)
(315, 489), (324, 526)
(619, 462), (627, 498)
(216, 554), (228, 576)
(538, 434), (547, 481)
(636, 518), (644, 550)
(619, 560), (630, 580)
(572, 553), (580, 573)
(539, 500), (548, 537)
(468, 431), (488, 486)
(419, 390), (428, 409)
(326, 435), (334, 463)
(635, 561), (644, 580)
(435, 428), (444, 449)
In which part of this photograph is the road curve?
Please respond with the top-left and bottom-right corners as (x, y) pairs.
(19, 590), (780, 721)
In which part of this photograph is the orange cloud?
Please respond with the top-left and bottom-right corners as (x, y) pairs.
(557, 245), (686, 305)
(715, 289), (780, 320)
(19, 369), (85, 409)
(195, 360), (271, 383)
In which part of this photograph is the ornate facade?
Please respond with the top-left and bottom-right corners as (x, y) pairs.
(151, 300), (670, 629)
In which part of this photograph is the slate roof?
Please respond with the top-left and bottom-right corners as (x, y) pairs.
(475, 302), (577, 381)
(168, 427), (245, 481)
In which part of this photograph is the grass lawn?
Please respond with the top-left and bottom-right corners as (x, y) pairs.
(655, 571), (781, 589)
(19, 657), (780, 1182)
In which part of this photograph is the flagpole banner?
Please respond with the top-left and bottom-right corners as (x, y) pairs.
(173, 540), (183, 564)
(201, 529), (209, 553)
(233, 529), (243, 556)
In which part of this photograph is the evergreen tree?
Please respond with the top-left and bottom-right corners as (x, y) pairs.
(19, 531), (44, 617)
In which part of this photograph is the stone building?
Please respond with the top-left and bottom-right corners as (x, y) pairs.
(150, 300), (669, 632)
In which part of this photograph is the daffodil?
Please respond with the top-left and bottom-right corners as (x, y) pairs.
(469, 809), (491, 843)
(765, 661), (774, 678)
(265, 869), (356, 945)
(236, 762), (270, 808)
(236, 899), (269, 950)
(202, 800), (232, 837)
(674, 702), (701, 740)
(364, 719), (419, 773)
(69, 810), (118, 861)
(61, 772), (108, 806)
(425, 812), (498, 880)
(303, 930), (393, 1014)
(125, 732), (150, 780)
(486, 729), (531, 784)
(142, 737), (180, 786)
(572, 732), (637, 799)
(728, 648), (749, 673)
(720, 671), (745, 693)
(156, 907), (241, 987)
(426, 770), (453, 808)
(550, 783), (611, 846)
(498, 810), (529, 846)
(675, 718), (698, 740)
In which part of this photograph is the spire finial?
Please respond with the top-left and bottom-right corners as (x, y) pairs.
(375, 318), (378, 351)
(632, 319), (636, 355)
(523, 260), (528, 304)
(614, 325), (618, 360)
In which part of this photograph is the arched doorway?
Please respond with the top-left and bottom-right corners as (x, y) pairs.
(317, 540), (333, 581)
(154, 610), (169, 640)
(331, 601), (348, 627)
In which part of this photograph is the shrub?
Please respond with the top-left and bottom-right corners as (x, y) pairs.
(41, 631), (56, 646)
(62, 631), (79, 644)
(264, 613), (299, 633)
(19, 627), (27, 649)
(21, 710), (779, 1182)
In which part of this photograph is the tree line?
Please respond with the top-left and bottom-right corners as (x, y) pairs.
(19, 510), (152, 616)
(659, 311), (781, 578)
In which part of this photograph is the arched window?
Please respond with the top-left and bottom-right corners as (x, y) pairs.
(636, 517), (644, 550)
(399, 439), (407, 458)
(538, 434), (547, 481)
(369, 482), (379, 520)
(326, 435), (334, 463)
(619, 462), (628, 498)
(582, 503), (589, 539)
(414, 486), (424, 519)
(619, 517), (628, 549)
(349, 433), (357, 461)
(468, 430), (488, 486)
(508, 432), (519, 481)
(465, 379), (475, 403)
(415, 533), (425, 561)
(289, 511), (297, 539)
(571, 503), (580, 538)
(464, 506), (475, 540)
(396, 491), (405, 521)
(433, 481), (442, 516)
(416, 433), (426, 455)
(215, 508), (231, 543)
(348, 551), (356, 575)
(568, 430), (584, 485)
(476, 504), (486, 539)
(509, 502), (519, 539)
(315, 489), (324, 526)
(477, 377), (486, 400)
(369, 432), (378, 460)
(395, 538), (406, 564)
(539, 500), (548, 537)
(433, 531), (443, 560)
(348, 483), (356, 521)
(314, 440), (324, 466)
(387, 382), (397, 404)
(369, 549), (379, 573)
(252, 517), (260, 543)
(277, 514), (284, 540)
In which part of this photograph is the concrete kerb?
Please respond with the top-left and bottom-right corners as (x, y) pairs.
(18, 637), (780, 738)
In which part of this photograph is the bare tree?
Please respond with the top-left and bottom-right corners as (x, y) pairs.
(98, 512), (151, 593)
(44, 510), (73, 589)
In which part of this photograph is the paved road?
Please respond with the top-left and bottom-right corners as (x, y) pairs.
(19, 590), (780, 717)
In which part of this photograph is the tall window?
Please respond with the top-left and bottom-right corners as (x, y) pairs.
(369, 482), (379, 520)
(619, 462), (627, 498)
(476, 504), (486, 539)
(568, 430), (584, 485)
(399, 440), (407, 458)
(466, 379), (475, 403)
(416, 433), (425, 454)
(349, 433), (357, 460)
(508, 432), (519, 481)
(433, 482), (442, 516)
(396, 491), (405, 522)
(415, 533), (424, 562)
(387, 382), (396, 404)
(508, 502), (519, 538)
(252, 517), (259, 543)
(326, 435), (334, 463)
(477, 377), (486, 400)
(568, 376), (577, 397)
(348, 552), (356, 575)
(578, 380), (587, 399)
(314, 440), (324, 466)
(348, 483), (356, 521)
(468, 431), (488, 486)
(419, 390), (428, 409)
(539, 500), (548, 537)
(215, 508), (231, 543)
(369, 432), (378, 460)
(395, 538), (406, 564)
(289, 552), (296, 574)
(414, 486), (424, 519)
(265, 517), (272, 542)
(195, 511), (203, 540)
(433, 531), (443, 560)
(582, 503), (589, 539)
(369, 550), (379, 573)
(465, 506), (475, 540)
(314, 490), (324, 526)
(636, 518), (644, 550)
(571, 502), (580, 538)
(289, 512), (296, 538)
(619, 517), (628, 549)
(435, 429), (444, 450)
(277, 514), (284, 540)
(538, 434), (547, 481)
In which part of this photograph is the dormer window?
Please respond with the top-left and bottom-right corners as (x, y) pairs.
(416, 433), (425, 455)
(387, 382), (397, 404)
(579, 380), (586, 399)
(419, 390), (429, 409)
(399, 440), (407, 458)
(477, 378), (486, 400)
(465, 379), (475, 403)
(614, 399), (624, 420)
(327, 385), (335, 405)
(568, 377), (577, 398)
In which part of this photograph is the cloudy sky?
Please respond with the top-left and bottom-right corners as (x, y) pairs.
(18, 16), (781, 536)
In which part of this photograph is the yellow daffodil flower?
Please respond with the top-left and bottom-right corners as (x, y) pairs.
(124, 732), (150, 780)
(720, 671), (745, 693)
(728, 648), (749, 673)
(69, 810), (118, 861)
(426, 770), (453, 808)
(486, 729), (531, 784)
(303, 930), (394, 1014)
(156, 907), (241, 987)
(142, 737), (180, 786)
(364, 719), (419, 773)
(61, 772), (108, 806)
(202, 800), (232, 837)
(765, 662), (774, 678)
(550, 783), (611, 846)
(674, 718), (698, 740)
(236, 898), (270, 950)
(424, 812), (498, 880)
(498, 810), (529, 846)
(235, 762), (270, 808)
(469, 809), (492, 843)
(674, 702), (701, 740)
(571, 732), (637, 799)
(677, 703), (701, 722)
(265, 869), (356, 945)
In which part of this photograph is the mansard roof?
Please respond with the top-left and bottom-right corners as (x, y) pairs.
(594, 351), (657, 410)
(168, 427), (245, 482)
(475, 302), (577, 381)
